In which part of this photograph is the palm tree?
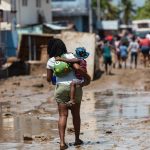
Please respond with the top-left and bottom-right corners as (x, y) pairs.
(135, 0), (150, 19)
(92, 0), (119, 20)
(120, 0), (135, 25)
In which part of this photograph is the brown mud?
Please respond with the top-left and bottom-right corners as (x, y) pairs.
(0, 68), (150, 150)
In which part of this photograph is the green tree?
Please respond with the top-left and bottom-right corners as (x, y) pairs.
(120, 0), (135, 24)
(134, 0), (150, 19)
(92, 0), (119, 20)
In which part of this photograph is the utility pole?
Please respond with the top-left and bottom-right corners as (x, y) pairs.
(0, 9), (2, 45)
(88, 0), (93, 33)
(97, 0), (101, 21)
(11, 0), (17, 31)
(0, 9), (3, 68)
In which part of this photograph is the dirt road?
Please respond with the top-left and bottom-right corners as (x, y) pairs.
(0, 67), (150, 150)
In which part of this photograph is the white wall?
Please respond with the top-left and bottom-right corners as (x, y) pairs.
(0, 0), (52, 27)
(0, 0), (11, 10)
(0, 0), (11, 29)
(61, 31), (96, 80)
(41, 0), (52, 23)
(16, 0), (52, 26)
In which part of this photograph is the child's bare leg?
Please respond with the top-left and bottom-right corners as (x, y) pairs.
(65, 82), (76, 108)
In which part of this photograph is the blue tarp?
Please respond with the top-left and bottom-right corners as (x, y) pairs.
(1, 30), (18, 57)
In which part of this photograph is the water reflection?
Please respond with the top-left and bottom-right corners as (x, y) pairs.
(0, 114), (58, 143)
(94, 90), (150, 119)
(0, 89), (150, 149)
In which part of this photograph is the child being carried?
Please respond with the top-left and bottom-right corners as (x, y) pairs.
(55, 47), (89, 108)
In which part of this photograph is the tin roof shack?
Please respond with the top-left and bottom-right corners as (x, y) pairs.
(16, 23), (72, 35)
(17, 34), (53, 75)
(0, 30), (19, 78)
(97, 20), (119, 39)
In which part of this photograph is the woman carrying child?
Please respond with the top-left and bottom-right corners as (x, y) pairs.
(46, 38), (91, 149)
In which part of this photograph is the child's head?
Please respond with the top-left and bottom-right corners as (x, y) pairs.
(75, 47), (89, 59)
(47, 38), (67, 58)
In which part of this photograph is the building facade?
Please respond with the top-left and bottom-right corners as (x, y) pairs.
(51, 0), (89, 32)
(16, 0), (52, 26)
(0, 0), (52, 60)
(0, 0), (52, 29)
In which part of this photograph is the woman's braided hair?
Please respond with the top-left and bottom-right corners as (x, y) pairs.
(47, 38), (67, 58)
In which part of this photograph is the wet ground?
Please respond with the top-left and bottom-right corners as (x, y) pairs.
(0, 68), (150, 150)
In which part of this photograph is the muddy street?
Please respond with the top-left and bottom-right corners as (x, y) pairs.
(0, 68), (150, 150)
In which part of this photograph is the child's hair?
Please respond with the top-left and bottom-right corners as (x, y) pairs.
(47, 38), (67, 58)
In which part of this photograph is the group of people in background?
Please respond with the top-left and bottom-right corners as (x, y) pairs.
(97, 31), (150, 75)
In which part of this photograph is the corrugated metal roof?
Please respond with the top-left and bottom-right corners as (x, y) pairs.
(44, 23), (69, 30)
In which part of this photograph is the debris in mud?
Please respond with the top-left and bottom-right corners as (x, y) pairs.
(24, 135), (53, 143)
(105, 130), (112, 134)
(16, 101), (21, 104)
(12, 82), (20, 86)
(32, 83), (44, 88)
(144, 80), (150, 91)
(144, 85), (150, 91)
(34, 135), (51, 142)
(67, 127), (75, 133)
(83, 122), (89, 128)
(138, 119), (150, 125)
(86, 98), (91, 101)
(3, 113), (13, 117)
(23, 136), (33, 141)
(25, 109), (46, 115)
(94, 90), (113, 98)
(37, 116), (58, 121)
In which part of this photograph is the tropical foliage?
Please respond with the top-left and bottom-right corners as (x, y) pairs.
(134, 0), (150, 19)
(92, 0), (119, 20)
(119, 0), (135, 24)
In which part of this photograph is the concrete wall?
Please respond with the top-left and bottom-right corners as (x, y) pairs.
(61, 31), (96, 80)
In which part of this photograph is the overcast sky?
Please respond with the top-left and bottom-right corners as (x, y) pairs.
(113, 0), (145, 7)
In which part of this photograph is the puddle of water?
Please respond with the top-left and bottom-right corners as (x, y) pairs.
(75, 90), (150, 149)
(93, 91), (150, 120)
(0, 114), (58, 143)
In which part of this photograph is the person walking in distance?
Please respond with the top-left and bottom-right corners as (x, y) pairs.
(119, 42), (128, 69)
(139, 35), (150, 67)
(128, 36), (139, 69)
(101, 40), (113, 75)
